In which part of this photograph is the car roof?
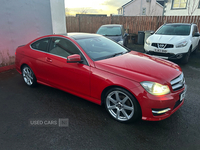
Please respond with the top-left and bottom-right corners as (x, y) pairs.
(165, 23), (193, 26)
(61, 32), (102, 40)
(100, 24), (123, 27)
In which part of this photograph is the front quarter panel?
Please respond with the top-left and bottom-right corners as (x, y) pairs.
(90, 67), (140, 101)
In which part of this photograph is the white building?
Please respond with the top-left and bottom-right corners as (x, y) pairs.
(0, 0), (66, 70)
(164, 0), (200, 16)
(117, 0), (164, 16)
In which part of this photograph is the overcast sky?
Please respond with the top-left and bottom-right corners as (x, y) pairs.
(65, 0), (130, 15)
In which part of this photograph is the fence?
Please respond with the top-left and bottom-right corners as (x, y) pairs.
(66, 15), (200, 34)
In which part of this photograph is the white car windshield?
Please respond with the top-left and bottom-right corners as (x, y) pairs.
(155, 24), (191, 36)
(76, 36), (128, 61)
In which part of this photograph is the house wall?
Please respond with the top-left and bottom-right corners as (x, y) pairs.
(50, 0), (66, 34)
(0, 0), (66, 68)
(164, 0), (200, 16)
(123, 0), (163, 16)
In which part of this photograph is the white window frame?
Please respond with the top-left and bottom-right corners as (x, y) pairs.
(172, 0), (188, 9)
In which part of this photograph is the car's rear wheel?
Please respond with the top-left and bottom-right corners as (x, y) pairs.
(104, 87), (141, 123)
(181, 47), (191, 64)
(22, 65), (37, 87)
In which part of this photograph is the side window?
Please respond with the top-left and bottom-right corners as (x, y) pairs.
(192, 26), (198, 36)
(49, 37), (80, 58)
(31, 38), (50, 52)
(194, 26), (198, 33)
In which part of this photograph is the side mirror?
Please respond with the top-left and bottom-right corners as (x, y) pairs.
(67, 54), (82, 63)
(150, 31), (155, 35)
(193, 32), (200, 37)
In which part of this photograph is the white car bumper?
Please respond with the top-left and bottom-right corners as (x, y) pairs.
(144, 43), (190, 60)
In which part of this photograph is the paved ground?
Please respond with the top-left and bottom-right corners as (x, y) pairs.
(1, 44), (200, 150)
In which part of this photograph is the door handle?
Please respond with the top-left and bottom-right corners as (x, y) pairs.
(46, 57), (52, 62)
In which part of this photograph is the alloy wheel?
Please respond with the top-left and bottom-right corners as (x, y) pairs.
(22, 67), (34, 86)
(106, 90), (134, 121)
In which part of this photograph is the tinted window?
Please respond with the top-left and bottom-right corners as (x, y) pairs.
(31, 38), (50, 52)
(192, 26), (198, 36)
(97, 26), (122, 36)
(76, 36), (128, 61)
(155, 24), (191, 36)
(49, 37), (80, 58)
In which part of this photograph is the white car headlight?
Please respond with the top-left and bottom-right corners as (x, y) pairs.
(145, 40), (150, 45)
(141, 81), (170, 96)
(176, 41), (188, 48)
(118, 40), (123, 45)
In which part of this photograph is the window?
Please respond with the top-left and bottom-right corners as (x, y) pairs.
(172, 0), (187, 9)
(76, 36), (128, 61)
(199, 0), (200, 8)
(49, 37), (80, 58)
(192, 25), (198, 36)
(142, 8), (146, 15)
(31, 38), (50, 52)
(155, 24), (191, 36)
(97, 26), (122, 36)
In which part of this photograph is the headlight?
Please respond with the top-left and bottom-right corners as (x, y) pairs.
(176, 41), (188, 48)
(145, 40), (150, 45)
(141, 81), (170, 96)
(118, 40), (123, 45)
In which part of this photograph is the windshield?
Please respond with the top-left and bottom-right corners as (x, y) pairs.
(97, 26), (122, 36)
(155, 24), (191, 36)
(76, 36), (128, 61)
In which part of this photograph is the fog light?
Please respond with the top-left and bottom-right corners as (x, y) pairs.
(152, 108), (171, 116)
(176, 54), (183, 59)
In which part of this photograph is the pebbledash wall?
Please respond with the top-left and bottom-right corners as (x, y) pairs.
(0, 0), (66, 71)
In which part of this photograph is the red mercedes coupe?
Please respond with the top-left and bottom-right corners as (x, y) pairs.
(15, 33), (187, 122)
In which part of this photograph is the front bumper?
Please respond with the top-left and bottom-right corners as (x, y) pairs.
(130, 84), (187, 121)
(144, 43), (190, 60)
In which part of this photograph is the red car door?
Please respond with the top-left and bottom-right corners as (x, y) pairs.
(44, 37), (91, 97)
(28, 38), (51, 83)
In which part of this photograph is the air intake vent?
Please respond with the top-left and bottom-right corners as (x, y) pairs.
(170, 73), (185, 91)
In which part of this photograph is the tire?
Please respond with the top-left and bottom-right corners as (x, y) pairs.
(104, 87), (141, 123)
(22, 65), (37, 87)
(193, 41), (200, 54)
(180, 47), (191, 64)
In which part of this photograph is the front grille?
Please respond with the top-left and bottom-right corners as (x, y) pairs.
(151, 43), (174, 49)
(148, 51), (175, 57)
(170, 73), (185, 91)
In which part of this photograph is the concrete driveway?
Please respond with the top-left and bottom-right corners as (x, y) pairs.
(1, 44), (200, 150)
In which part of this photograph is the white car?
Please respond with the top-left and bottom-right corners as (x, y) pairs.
(144, 23), (200, 64)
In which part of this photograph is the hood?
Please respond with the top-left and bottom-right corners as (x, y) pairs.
(148, 34), (189, 44)
(95, 51), (182, 84)
(104, 35), (122, 42)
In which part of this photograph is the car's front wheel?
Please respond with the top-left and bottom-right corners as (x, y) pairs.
(104, 87), (141, 123)
(181, 47), (191, 64)
(22, 65), (37, 87)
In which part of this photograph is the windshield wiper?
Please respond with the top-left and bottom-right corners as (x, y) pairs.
(112, 51), (128, 57)
(102, 51), (128, 60)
